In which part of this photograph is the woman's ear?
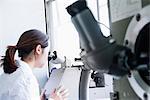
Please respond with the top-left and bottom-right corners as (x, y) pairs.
(35, 44), (42, 55)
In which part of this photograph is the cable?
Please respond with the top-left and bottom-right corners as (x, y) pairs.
(97, 21), (111, 31)
(97, 21), (113, 37)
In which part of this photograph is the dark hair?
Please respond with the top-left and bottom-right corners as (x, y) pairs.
(2, 29), (49, 74)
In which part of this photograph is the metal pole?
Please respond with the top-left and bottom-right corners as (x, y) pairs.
(79, 69), (91, 100)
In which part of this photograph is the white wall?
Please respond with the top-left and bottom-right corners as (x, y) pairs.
(0, 0), (46, 55)
(0, 0), (48, 89)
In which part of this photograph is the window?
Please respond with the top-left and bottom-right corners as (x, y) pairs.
(98, 0), (110, 37)
(46, 0), (110, 65)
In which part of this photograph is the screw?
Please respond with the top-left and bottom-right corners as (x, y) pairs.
(128, 72), (132, 78)
(136, 13), (141, 22)
(125, 40), (129, 46)
(143, 93), (148, 100)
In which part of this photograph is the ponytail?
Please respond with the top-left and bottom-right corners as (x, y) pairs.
(2, 29), (49, 74)
(3, 46), (18, 74)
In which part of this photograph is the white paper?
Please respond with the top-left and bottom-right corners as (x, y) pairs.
(110, 0), (142, 22)
(43, 68), (81, 100)
(44, 68), (65, 98)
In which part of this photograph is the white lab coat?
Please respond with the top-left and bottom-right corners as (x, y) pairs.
(0, 60), (40, 100)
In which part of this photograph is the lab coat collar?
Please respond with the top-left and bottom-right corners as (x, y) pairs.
(16, 59), (33, 74)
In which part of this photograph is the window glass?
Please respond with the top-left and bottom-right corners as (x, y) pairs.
(98, 0), (110, 37)
(50, 0), (110, 64)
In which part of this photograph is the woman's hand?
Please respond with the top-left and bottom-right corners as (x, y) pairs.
(49, 86), (69, 100)
(40, 90), (46, 100)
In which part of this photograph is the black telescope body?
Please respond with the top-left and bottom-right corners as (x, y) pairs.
(66, 1), (136, 77)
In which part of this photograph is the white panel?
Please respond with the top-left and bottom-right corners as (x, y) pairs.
(110, 0), (142, 22)
(89, 74), (113, 100)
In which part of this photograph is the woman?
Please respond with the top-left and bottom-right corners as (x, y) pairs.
(0, 29), (68, 100)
